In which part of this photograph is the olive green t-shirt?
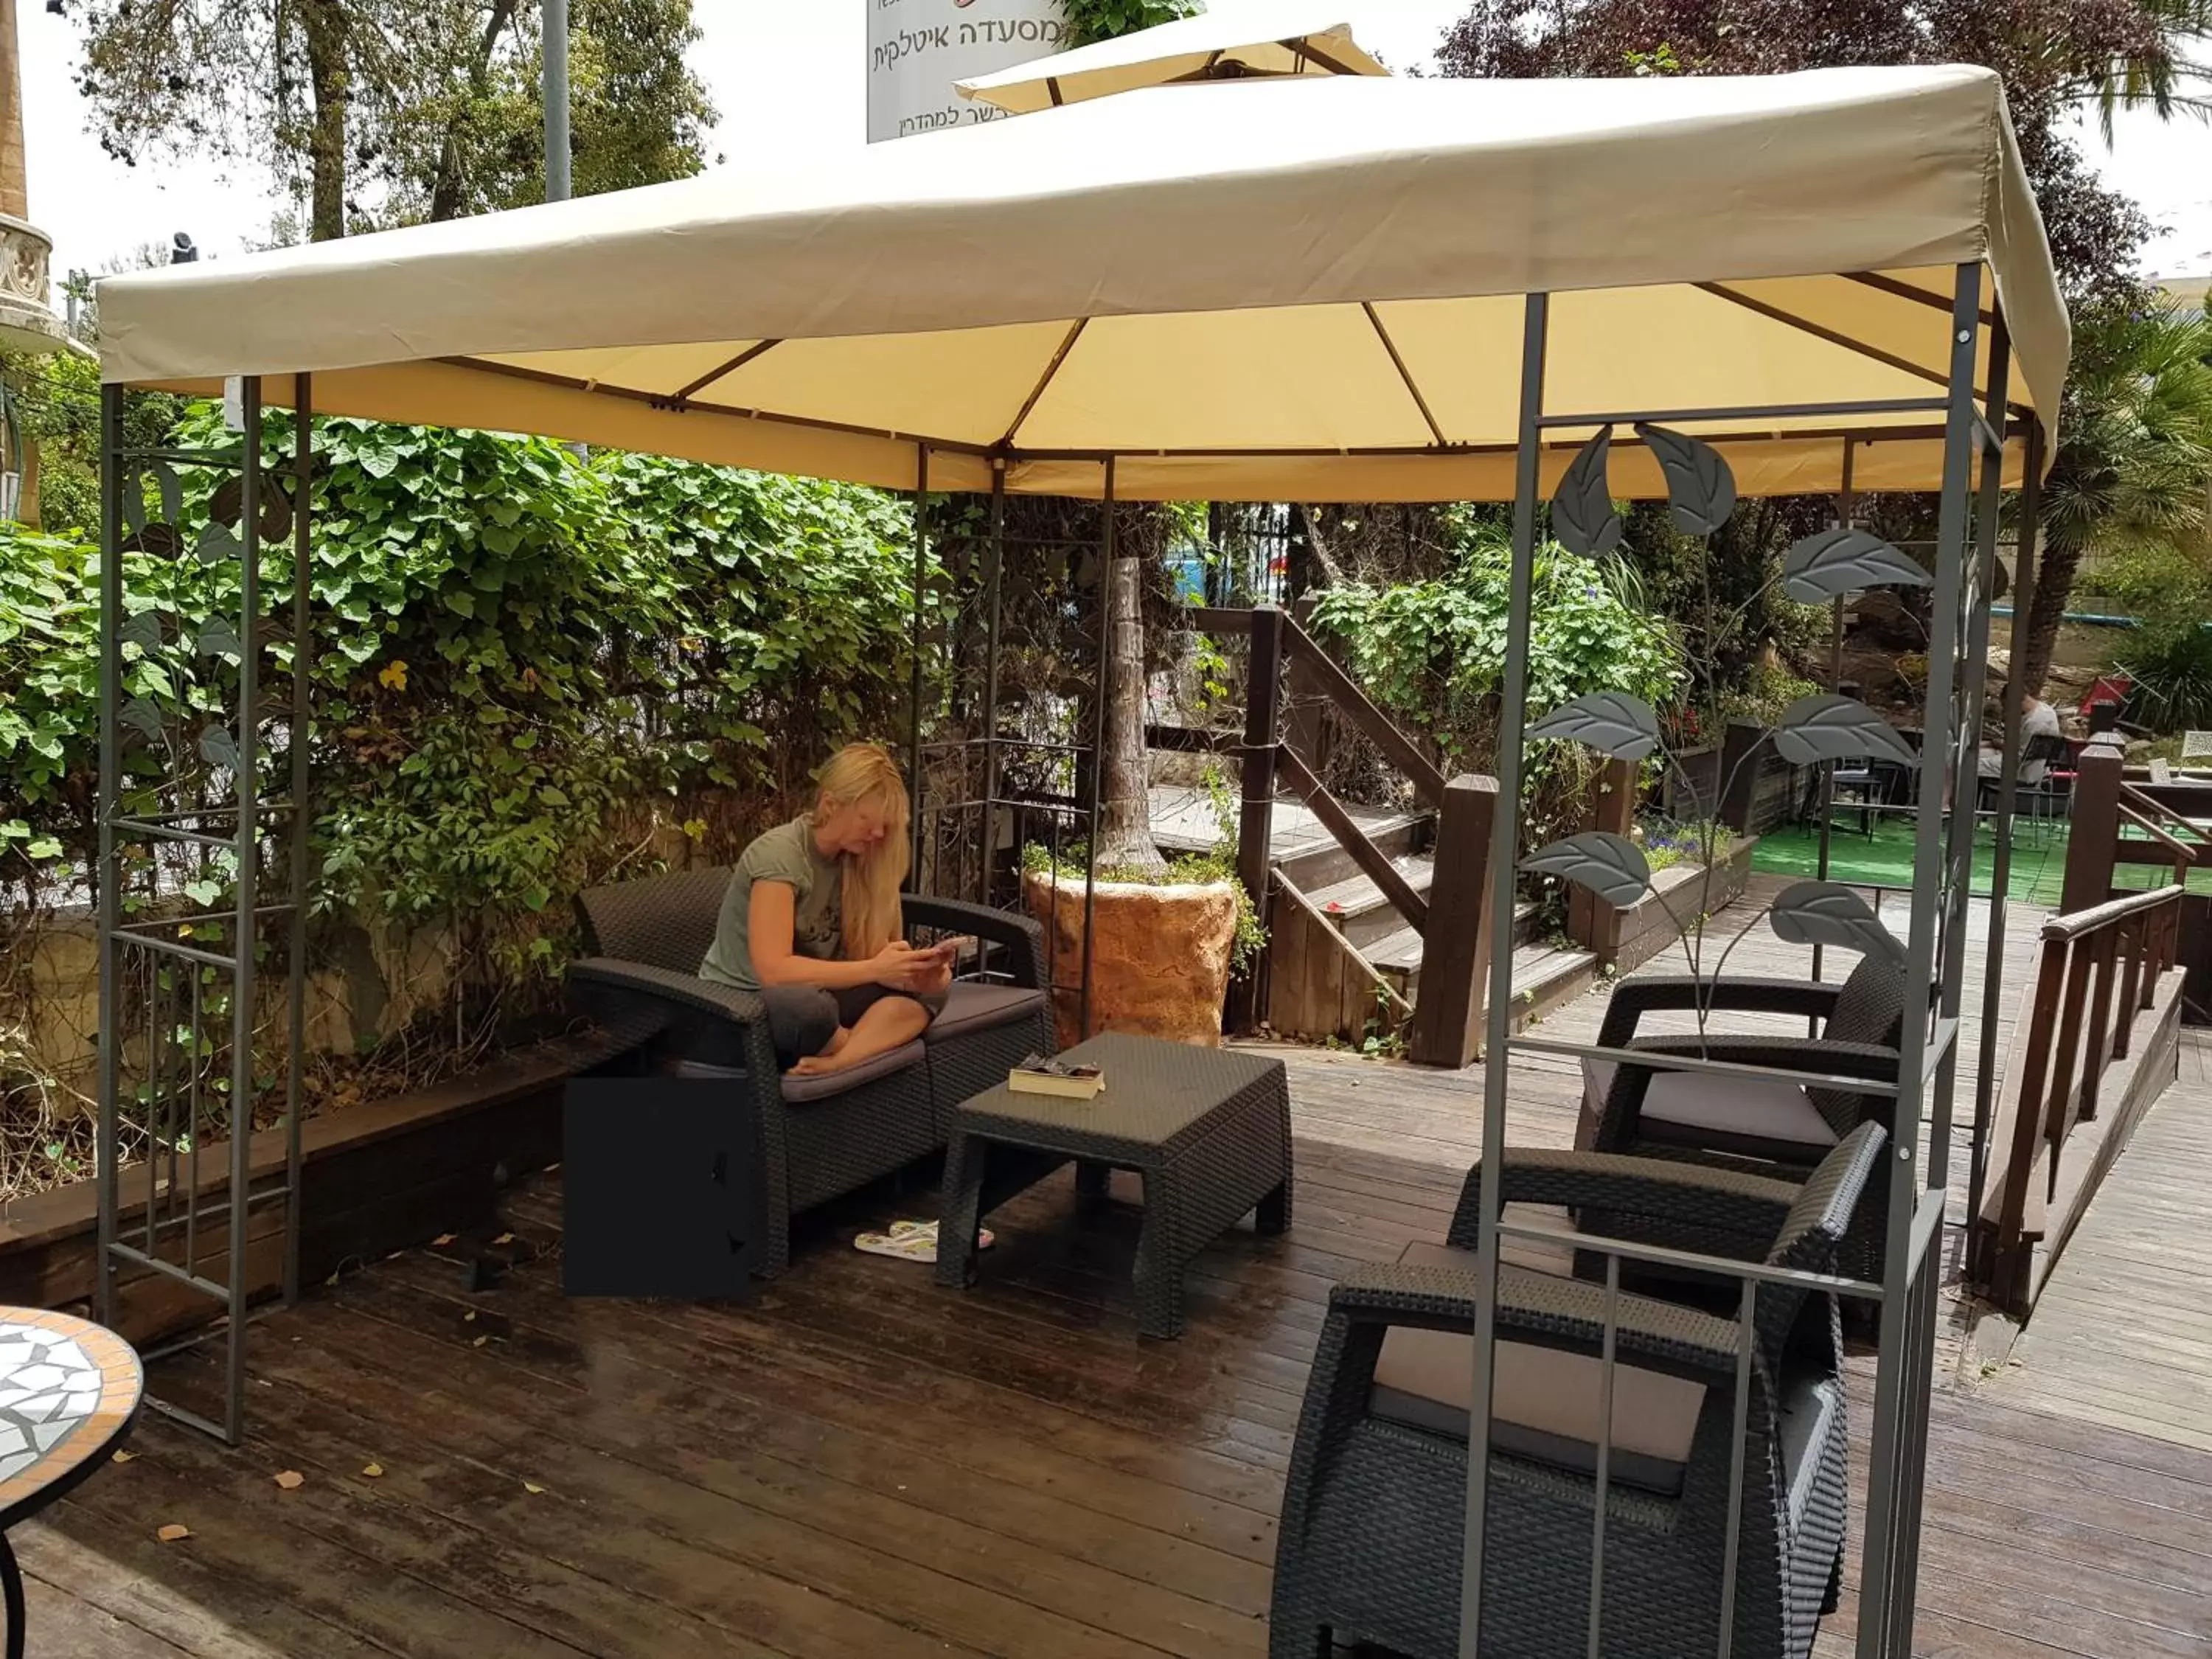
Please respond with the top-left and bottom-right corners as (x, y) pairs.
(700, 815), (844, 991)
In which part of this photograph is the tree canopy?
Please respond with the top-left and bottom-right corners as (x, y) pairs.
(1439, 0), (2212, 694)
(72, 0), (715, 242)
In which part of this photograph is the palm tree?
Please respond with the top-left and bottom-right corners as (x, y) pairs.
(2021, 299), (2212, 695)
(2067, 0), (2212, 140)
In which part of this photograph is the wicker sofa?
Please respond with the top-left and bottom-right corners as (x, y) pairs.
(1269, 1123), (1885, 1659)
(563, 866), (1053, 1276)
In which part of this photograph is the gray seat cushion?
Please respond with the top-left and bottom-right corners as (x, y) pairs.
(779, 1040), (928, 1105)
(1585, 1057), (1840, 1155)
(1369, 1240), (1706, 1497)
(925, 982), (1048, 1046)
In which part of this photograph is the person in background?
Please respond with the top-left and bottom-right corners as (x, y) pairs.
(700, 744), (951, 1077)
(1978, 693), (2063, 785)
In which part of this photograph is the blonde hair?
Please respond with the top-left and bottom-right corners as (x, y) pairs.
(815, 743), (912, 960)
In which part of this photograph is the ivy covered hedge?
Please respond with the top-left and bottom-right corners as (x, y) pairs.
(1310, 515), (1677, 742)
(1307, 512), (1682, 844)
(2, 407), (927, 998)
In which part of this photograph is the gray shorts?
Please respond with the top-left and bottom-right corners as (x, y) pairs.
(760, 981), (949, 1065)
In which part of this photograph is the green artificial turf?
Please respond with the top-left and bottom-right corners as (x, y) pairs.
(1750, 812), (2211, 908)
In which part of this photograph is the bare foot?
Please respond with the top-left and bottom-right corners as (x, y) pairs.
(821, 1025), (853, 1057)
(788, 1046), (863, 1079)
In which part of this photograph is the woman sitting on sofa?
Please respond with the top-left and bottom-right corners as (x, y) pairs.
(700, 743), (950, 1077)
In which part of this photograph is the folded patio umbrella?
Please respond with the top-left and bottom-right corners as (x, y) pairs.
(956, 4), (1388, 114)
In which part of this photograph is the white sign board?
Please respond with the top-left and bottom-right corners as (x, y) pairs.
(868, 0), (1072, 143)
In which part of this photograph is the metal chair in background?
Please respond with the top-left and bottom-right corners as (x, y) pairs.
(1989, 730), (2075, 846)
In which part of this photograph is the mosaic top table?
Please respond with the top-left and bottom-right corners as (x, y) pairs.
(0, 1309), (144, 1659)
(934, 1032), (1293, 1338)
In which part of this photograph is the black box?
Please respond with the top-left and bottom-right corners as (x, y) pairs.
(561, 1077), (756, 1301)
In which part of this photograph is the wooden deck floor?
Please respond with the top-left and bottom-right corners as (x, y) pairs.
(1983, 1032), (2212, 1455)
(16, 880), (2212, 1659)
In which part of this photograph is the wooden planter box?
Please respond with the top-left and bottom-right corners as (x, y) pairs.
(0, 1030), (626, 1347)
(1587, 835), (1760, 975)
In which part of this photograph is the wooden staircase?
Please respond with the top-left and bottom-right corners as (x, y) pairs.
(1152, 787), (1599, 1054)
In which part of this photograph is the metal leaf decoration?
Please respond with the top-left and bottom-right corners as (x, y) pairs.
(197, 618), (242, 661)
(1523, 832), (1652, 906)
(119, 609), (164, 653)
(1781, 529), (1932, 603)
(152, 462), (183, 529)
(1635, 424), (1736, 536)
(120, 524), (179, 559)
(119, 698), (166, 741)
(1770, 695), (1917, 768)
(196, 522), (241, 566)
(1767, 880), (1905, 964)
(1526, 691), (1662, 761)
(198, 726), (240, 771)
(210, 476), (294, 542)
(1550, 425), (1622, 557)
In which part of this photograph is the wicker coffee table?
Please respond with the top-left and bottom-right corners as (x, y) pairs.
(933, 1032), (1293, 1338)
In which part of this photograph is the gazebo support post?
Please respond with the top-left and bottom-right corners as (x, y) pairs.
(282, 375), (314, 1304)
(221, 372), (263, 1441)
(1856, 260), (1990, 1659)
(1971, 420), (2043, 1233)
(1811, 438), (1855, 1003)
(94, 384), (122, 1336)
(978, 463), (1007, 912)
(1459, 288), (1550, 1655)
(909, 445), (930, 882)
(1078, 457), (1116, 1040)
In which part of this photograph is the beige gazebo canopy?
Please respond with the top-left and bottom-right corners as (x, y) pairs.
(956, 4), (1388, 114)
(100, 66), (2067, 503)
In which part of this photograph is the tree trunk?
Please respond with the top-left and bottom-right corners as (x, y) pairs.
(302, 0), (351, 241)
(1095, 548), (1164, 872)
(0, 0), (29, 220)
(2019, 532), (2082, 697)
(428, 0), (519, 221)
(19, 437), (39, 529)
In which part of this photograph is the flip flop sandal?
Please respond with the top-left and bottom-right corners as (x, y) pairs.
(854, 1220), (994, 1262)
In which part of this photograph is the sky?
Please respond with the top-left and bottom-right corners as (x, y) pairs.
(16, 0), (2212, 286)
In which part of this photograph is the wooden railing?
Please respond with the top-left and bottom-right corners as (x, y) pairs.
(1971, 884), (2183, 1313)
(1162, 604), (1495, 1066)
(2059, 736), (2207, 911)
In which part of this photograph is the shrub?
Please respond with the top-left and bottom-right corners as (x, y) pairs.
(1, 406), (930, 1095)
(2101, 544), (2212, 729)
(1307, 517), (1683, 842)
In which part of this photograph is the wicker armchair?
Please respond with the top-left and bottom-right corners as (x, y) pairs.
(1582, 954), (1904, 1281)
(1270, 1123), (1885, 1659)
(563, 866), (1051, 1276)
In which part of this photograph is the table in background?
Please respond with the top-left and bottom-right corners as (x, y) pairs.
(0, 1308), (143, 1659)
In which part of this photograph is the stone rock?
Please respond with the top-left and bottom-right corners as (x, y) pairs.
(1022, 872), (1238, 1050)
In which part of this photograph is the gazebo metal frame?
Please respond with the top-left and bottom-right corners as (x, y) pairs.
(90, 68), (2059, 1657)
